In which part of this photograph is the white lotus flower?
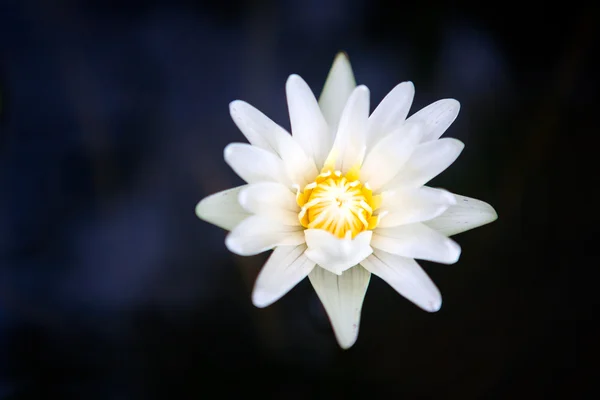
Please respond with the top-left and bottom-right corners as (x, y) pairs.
(196, 52), (497, 349)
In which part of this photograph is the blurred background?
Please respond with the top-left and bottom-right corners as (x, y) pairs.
(0, 0), (596, 398)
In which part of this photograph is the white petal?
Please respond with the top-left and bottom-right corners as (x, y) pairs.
(372, 223), (461, 264)
(361, 250), (441, 312)
(360, 123), (422, 192)
(224, 143), (291, 186)
(304, 230), (373, 275)
(238, 182), (300, 226)
(377, 186), (457, 228)
(274, 134), (319, 188)
(229, 101), (317, 187)
(424, 193), (498, 236)
(309, 265), (371, 349)
(229, 100), (288, 154)
(225, 215), (305, 256)
(252, 244), (315, 308)
(318, 52), (357, 133)
(406, 99), (461, 143)
(384, 138), (464, 189)
(366, 81), (415, 150)
(195, 186), (251, 231)
(324, 85), (370, 172)
(286, 74), (331, 168)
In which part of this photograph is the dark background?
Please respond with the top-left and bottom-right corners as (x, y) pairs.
(0, 0), (596, 398)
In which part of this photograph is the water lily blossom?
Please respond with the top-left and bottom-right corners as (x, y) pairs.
(196, 53), (497, 349)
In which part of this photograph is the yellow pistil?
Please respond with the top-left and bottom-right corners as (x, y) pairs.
(297, 167), (382, 238)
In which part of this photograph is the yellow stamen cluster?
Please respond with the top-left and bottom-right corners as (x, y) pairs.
(297, 167), (382, 238)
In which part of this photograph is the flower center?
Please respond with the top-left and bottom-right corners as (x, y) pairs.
(297, 168), (382, 238)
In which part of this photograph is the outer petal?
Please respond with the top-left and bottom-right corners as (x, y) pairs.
(286, 74), (331, 168)
(225, 216), (305, 256)
(195, 185), (251, 231)
(318, 52), (357, 133)
(229, 100), (288, 154)
(424, 194), (498, 236)
(371, 223), (461, 264)
(229, 101), (317, 187)
(361, 249), (441, 312)
(238, 182), (300, 226)
(366, 81), (415, 150)
(383, 138), (464, 190)
(309, 265), (371, 349)
(360, 123), (422, 191)
(377, 186), (457, 228)
(406, 99), (460, 143)
(224, 143), (291, 186)
(304, 230), (373, 275)
(252, 244), (316, 308)
(324, 85), (370, 172)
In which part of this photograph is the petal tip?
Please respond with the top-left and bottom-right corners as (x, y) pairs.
(338, 336), (358, 350)
(251, 289), (273, 308)
(236, 187), (249, 208)
(332, 317), (360, 349)
(228, 100), (247, 119)
(229, 99), (243, 110)
(448, 98), (461, 109)
(400, 80), (415, 91)
(452, 138), (466, 149)
(489, 206), (499, 222)
(225, 233), (253, 256)
(223, 142), (236, 160)
(447, 240), (462, 264)
(355, 84), (370, 94)
(445, 138), (465, 154)
(194, 198), (207, 220)
(330, 51), (353, 75)
(477, 200), (499, 226)
(445, 99), (461, 121)
(437, 98), (461, 112)
(224, 233), (239, 253)
(286, 73), (304, 87)
(334, 50), (350, 62)
(426, 297), (442, 312)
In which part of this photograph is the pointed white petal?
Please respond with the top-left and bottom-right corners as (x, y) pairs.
(229, 100), (289, 154)
(366, 81), (415, 150)
(384, 138), (464, 189)
(309, 265), (371, 349)
(424, 194), (498, 236)
(224, 143), (291, 186)
(360, 123), (422, 192)
(377, 187), (457, 228)
(304, 230), (373, 275)
(406, 99), (461, 143)
(238, 182), (300, 226)
(225, 216), (304, 256)
(252, 244), (315, 308)
(229, 100), (318, 187)
(195, 186), (251, 231)
(318, 52), (357, 133)
(372, 223), (461, 264)
(286, 74), (331, 168)
(361, 250), (441, 312)
(324, 85), (370, 172)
